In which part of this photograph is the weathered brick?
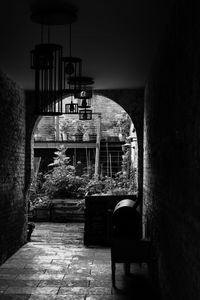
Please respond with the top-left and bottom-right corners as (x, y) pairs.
(143, 1), (200, 299)
(0, 71), (27, 264)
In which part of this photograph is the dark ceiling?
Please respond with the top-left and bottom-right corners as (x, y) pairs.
(0, 0), (174, 90)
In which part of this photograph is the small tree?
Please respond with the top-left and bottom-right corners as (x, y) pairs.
(42, 146), (88, 199)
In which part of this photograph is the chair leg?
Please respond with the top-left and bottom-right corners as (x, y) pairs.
(111, 260), (116, 287)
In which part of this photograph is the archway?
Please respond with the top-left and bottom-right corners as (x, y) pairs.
(25, 89), (144, 219)
(30, 94), (139, 214)
(25, 89), (144, 193)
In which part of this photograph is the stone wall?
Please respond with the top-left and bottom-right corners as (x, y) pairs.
(0, 71), (26, 264)
(143, 1), (200, 299)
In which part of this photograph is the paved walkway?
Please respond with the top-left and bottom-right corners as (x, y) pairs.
(0, 223), (159, 300)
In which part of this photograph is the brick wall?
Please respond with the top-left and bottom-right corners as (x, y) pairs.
(0, 71), (26, 264)
(143, 1), (200, 299)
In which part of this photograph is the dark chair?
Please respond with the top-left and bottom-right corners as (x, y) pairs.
(110, 199), (155, 287)
(111, 237), (154, 287)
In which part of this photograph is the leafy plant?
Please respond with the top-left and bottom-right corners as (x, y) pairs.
(85, 172), (136, 196)
(41, 146), (88, 199)
(60, 117), (90, 137)
(60, 118), (76, 141)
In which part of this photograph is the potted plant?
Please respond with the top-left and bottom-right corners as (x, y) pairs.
(60, 118), (76, 141)
(74, 127), (84, 141)
(45, 124), (56, 141)
(74, 122), (86, 141)
(88, 127), (97, 142)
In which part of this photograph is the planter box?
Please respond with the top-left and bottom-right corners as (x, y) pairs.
(33, 207), (50, 221)
(50, 206), (85, 222)
(84, 194), (137, 247)
(50, 199), (85, 222)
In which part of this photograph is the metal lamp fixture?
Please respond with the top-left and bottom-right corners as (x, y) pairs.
(30, 5), (77, 115)
(62, 22), (82, 114)
(79, 109), (93, 120)
(68, 76), (94, 119)
(30, 5), (95, 117)
(70, 76), (94, 103)
(65, 99), (79, 114)
(62, 23), (82, 96)
(30, 43), (63, 115)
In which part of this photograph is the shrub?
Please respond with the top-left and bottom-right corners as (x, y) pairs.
(41, 146), (89, 199)
(42, 164), (87, 199)
(85, 173), (136, 196)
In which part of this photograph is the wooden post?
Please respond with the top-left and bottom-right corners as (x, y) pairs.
(55, 116), (60, 141)
(86, 146), (89, 173)
(109, 154), (112, 178)
(94, 114), (101, 178)
(106, 142), (109, 176)
(73, 148), (77, 167)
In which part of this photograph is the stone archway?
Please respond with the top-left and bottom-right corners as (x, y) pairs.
(25, 88), (144, 201)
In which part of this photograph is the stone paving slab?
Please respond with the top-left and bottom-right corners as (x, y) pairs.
(0, 295), (30, 300)
(28, 296), (85, 300)
(0, 222), (159, 300)
(4, 287), (59, 295)
(0, 281), (39, 288)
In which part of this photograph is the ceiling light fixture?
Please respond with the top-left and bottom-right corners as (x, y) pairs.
(30, 5), (77, 115)
(68, 76), (94, 119)
(30, 4), (95, 118)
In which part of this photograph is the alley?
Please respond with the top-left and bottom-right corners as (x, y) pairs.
(0, 223), (158, 300)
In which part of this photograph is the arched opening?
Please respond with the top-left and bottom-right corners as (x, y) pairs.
(29, 94), (139, 223)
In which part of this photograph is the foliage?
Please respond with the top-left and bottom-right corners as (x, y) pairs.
(29, 195), (51, 210)
(42, 166), (87, 199)
(85, 171), (137, 196)
(112, 112), (132, 136)
(60, 118), (76, 140)
(45, 123), (56, 136)
(29, 145), (89, 212)
(60, 117), (90, 138)
(48, 145), (70, 167)
(29, 173), (50, 211)
(41, 146), (88, 199)
(85, 112), (137, 196)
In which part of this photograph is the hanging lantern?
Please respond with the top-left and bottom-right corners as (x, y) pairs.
(77, 97), (91, 109)
(31, 43), (63, 115)
(75, 89), (93, 100)
(65, 100), (78, 114)
(68, 76), (94, 108)
(79, 109), (92, 120)
(30, 5), (78, 115)
(75, 90), (92, 108)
